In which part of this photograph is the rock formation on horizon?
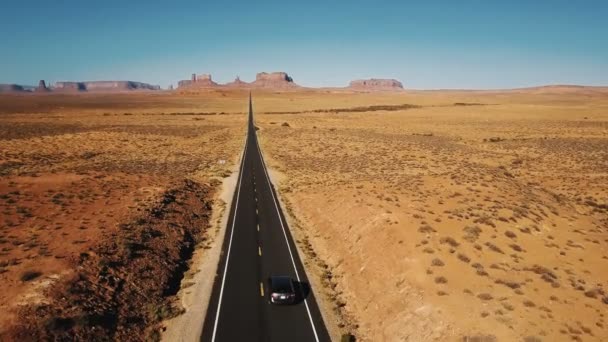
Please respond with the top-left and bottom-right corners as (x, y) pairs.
(35, 80), (50, 92)
(251, 72), (297, 88)
(0, 84), (27, 93)
(54, 81), (161, 92)
(349, 78), (404, 91)
(225, 76), (249, 87)
(177, 71), (299, 89)
(178, 73), (218, 88)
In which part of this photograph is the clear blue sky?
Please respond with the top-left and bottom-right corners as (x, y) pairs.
(1, 0), (607, 89)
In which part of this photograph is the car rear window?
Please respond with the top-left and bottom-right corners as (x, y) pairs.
(271, 277), (292, 292)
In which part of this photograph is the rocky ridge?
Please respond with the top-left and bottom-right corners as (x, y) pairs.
(348, 78), (404, 91)
(178, 71), (299, 89)
(54, 81), (161, 92)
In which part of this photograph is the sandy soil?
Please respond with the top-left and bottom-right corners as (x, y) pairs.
(0, 91), (245, 340)
(254, 88), (608, 341)
(2, 88), (606, 341)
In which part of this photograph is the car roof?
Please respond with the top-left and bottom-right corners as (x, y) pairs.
(269, 276), (293, 292)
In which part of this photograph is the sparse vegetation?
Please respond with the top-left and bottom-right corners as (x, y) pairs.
(3, 88), (608, 341)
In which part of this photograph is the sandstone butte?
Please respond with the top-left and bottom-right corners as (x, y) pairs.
(348, 78), (404, 91)
(177, 72), (405, 91)
(53, 81), (161, 92)
(0, 73), (407, 93)
(0, 81), (161, 93)
(177, 72), (299, 89)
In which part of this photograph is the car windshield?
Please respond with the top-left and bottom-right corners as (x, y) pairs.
(271, 277), (293, 293)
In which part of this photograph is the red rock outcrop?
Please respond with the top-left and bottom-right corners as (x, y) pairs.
(224, 76), (250, 88)
(349, 78), (404, 91)
(178, 74), (218, 88)
(35, 80), (50, 92)
(177, 72), (299, 89)
(251, 72), (297, 88)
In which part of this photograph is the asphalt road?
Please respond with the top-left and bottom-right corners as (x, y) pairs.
(201, 95), (331, 342)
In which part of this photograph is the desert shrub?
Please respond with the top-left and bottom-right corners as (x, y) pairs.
(474, 215), (496, 227)
(495, 279), (521, 289)
(502, 302), (515, 311)
(509, 244), (524, 252)
(584, 288), (601, 298)
(463, 225), (482, 242)
(418, 225), (436, 233)
(431, 258), (445, 266)
(524, 265), (558, 285)
(457, 253), (471, 263)
(435, 276), (448, 284)
(484, 242), (504, 254)
(477, 293), (493, 300)
(504, 230), (517, 239)
(523, 300), (536, 307)
(440, 236), (460, 247)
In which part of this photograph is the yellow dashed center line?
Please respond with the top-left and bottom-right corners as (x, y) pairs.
(257, 223), (260, 232)
(260, 282), (264, 297)
(258, 246), (262, 256)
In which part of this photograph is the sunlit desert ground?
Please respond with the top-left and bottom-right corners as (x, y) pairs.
(1, 88), (607, 341)
(254, 89), (608, 341)
(0, 92), (245, 339)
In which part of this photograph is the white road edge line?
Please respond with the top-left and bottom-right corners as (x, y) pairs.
(210, 133), (249, 342)
(254, 137), (321, 342)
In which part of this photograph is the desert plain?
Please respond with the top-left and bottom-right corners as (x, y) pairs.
(1, 87), (607, 341)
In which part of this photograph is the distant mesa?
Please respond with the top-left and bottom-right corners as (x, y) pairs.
(252, 72), (297, 88)
(0, 84), (26, 93)
(54, 81), (161, 92)
(35, 80), (50, 92)
(54, 81), (86, 91)
(348, 78), (404, 91)
(178, 74), (218, 88)
(177, 71), (299, 89)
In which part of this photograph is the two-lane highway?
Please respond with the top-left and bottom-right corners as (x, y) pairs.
(201, 95), (331, 342)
